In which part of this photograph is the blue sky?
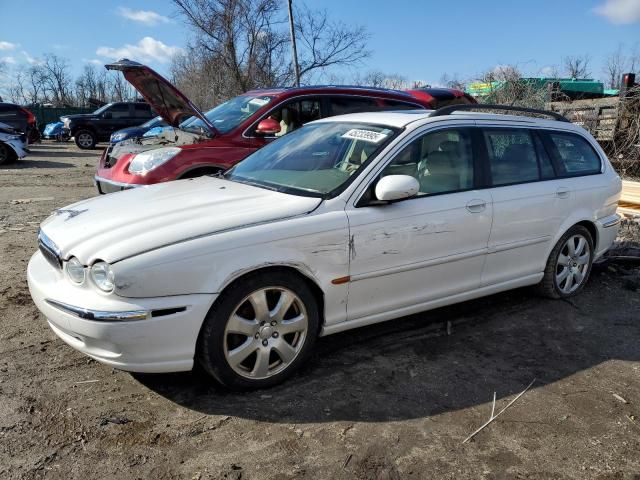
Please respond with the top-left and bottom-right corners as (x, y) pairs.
(0, 0), (639, 92)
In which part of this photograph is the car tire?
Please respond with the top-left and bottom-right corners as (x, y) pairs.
(0, 142), (17, 165)
(197, 271), (320, 390)
(74, 130), (97, 149)
(536, 225), (594, 299)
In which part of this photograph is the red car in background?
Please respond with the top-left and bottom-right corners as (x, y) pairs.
(96, 59), (475, 194)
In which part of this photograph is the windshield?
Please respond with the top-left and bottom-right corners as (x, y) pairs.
(92, 103), (113, 115)
(182, 95), (274, 134)
(141, 116), (165, 128)
(226, 122), (398, 197)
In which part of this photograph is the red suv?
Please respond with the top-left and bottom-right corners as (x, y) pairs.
(96, 59), (474, 194)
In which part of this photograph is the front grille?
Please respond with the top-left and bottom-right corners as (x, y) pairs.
(38, 232), (62, 269)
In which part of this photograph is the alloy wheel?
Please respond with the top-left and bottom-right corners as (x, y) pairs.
(555, 234), (591, 294)
(77, 133), (93, 148)
(223, 287), (308, 380)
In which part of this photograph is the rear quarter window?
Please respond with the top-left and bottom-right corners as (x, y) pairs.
(546, 131), (601, 176)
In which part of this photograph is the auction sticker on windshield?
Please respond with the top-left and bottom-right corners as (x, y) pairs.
(341, 129), (389, 143)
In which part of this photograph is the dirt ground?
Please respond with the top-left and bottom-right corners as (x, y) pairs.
(1, 142), (639, 480)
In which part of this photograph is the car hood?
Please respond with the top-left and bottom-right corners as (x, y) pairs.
(105, 59), (216, 134)
(112, 126), (146, 137)
(61, 113), (97, 121)
(39, 176), (321, 264)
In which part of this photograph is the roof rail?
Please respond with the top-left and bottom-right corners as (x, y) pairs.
(429, 104), (570, 122)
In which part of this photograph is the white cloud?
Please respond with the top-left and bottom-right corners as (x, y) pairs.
(0, 41), (18, 51)
(117, 7), (170, 25)
(593, 0), (640, 24)
(1, 56), (16, 64)
(82, 58), (103, 66)
(540, 66), (555, 77)
(96, 37), (183, 64)
(22, 51), (41, 65)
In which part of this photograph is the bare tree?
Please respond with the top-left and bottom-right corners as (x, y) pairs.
(170, 0), (369, 103)
(439, 72), (466, 90)
(563, 55), (591, 78)
(474, 64), (548, 109)
(603, 45), (627, 89)
(294, 4), (369, 82)
(352, 70), (409, 89)
(40, 54), (74, 106)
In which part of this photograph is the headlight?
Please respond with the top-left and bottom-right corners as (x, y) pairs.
(111, 133), (126, 142)
(90, 261), (115, 292)
(128, 147), (181, 175)
(65, 257), (85, 284)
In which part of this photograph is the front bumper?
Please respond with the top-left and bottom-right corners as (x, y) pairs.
(27, 251), (217, 373)
(4, 138), (27, 159)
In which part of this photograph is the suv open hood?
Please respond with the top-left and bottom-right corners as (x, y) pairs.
(105, 59), (217, 134)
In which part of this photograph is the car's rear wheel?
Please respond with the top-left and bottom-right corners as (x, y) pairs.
(197, 271), (319, 390)
(537, 225), (594, 299)
(74, 130), (96, 149)
(0, 142), (17, 165)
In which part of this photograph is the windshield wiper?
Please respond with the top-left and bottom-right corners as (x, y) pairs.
(230, 177), (282, 192)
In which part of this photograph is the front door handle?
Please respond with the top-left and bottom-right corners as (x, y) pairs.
(466, 199), (486, 213)
(556, 187), (570, 199)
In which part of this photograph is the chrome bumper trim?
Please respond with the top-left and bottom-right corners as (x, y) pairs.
(94, 176), (142, 189)
(46, 299), (149, 321)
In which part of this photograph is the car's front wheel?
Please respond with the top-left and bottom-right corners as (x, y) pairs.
(197, 271), (319, 389)
(0, 142), (17, 165)
(537, 225), (594, 298)
(74, 130), (96, 149)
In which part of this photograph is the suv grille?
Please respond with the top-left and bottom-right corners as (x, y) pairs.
(38, 231), (62, 269)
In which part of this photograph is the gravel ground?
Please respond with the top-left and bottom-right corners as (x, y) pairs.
(1, 142), (639, 480)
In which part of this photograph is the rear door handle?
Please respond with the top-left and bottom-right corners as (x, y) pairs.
(556, 187), (570, 199)
(466, 199), (486, 213)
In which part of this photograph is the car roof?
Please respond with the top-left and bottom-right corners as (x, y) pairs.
(244, 85), (421, 99)
(312, 109), (583, 131)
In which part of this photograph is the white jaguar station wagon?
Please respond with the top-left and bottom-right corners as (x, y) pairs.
(28, 105), (622, 389)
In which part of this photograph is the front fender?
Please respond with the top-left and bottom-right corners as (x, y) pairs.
(111, 210), (350, 326)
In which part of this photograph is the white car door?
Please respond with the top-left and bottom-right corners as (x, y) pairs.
(345, 126), (493, 322)
(479, 126), (573, 286)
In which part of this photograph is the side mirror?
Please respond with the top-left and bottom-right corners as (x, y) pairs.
(103, 112), (112, 119)
(256, 117), (281, 135)
(375, 175), (420, 202)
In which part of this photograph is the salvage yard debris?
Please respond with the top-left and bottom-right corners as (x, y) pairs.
(463, 379), (537, 443)
(9, 197), (54, 205)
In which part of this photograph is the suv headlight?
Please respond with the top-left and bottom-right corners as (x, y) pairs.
(64, 257), (85, 284)
(111, 132), (126, 142)
(128, 147), (181, 175)
(90, 261), (115, 292)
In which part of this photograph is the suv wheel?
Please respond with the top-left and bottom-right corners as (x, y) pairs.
(537, 225), (594, 299)
(197, 271), (319, 390)
(74, 130), (96, 149)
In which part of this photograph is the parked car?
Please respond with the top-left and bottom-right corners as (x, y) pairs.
(0, 102), (37, 143)
(408, 87), (477, 107)
(42, 121), (70, 141)
(109, 115), (168, 144)
(94, 59), (441, 194)
(0, 121), (27, 165)
(28, 105), (622, 389)
(61, 101), (155, 149)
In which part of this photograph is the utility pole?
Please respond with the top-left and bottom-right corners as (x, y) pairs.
(287, 0), (301, 87)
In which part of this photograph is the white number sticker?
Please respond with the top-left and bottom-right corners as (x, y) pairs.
(341, 129), (388, 144)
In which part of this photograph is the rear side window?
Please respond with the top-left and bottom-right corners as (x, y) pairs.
(547, 132), (601, 175)
(109, 104), (130, 119)
(133, 104), (152, 118)
(483, 129), (539, 186)
(380, 99), (422, 110)
(329, 97), (381, 115)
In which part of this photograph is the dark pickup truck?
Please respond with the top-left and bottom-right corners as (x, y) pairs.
(62, 102), (155, 149)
